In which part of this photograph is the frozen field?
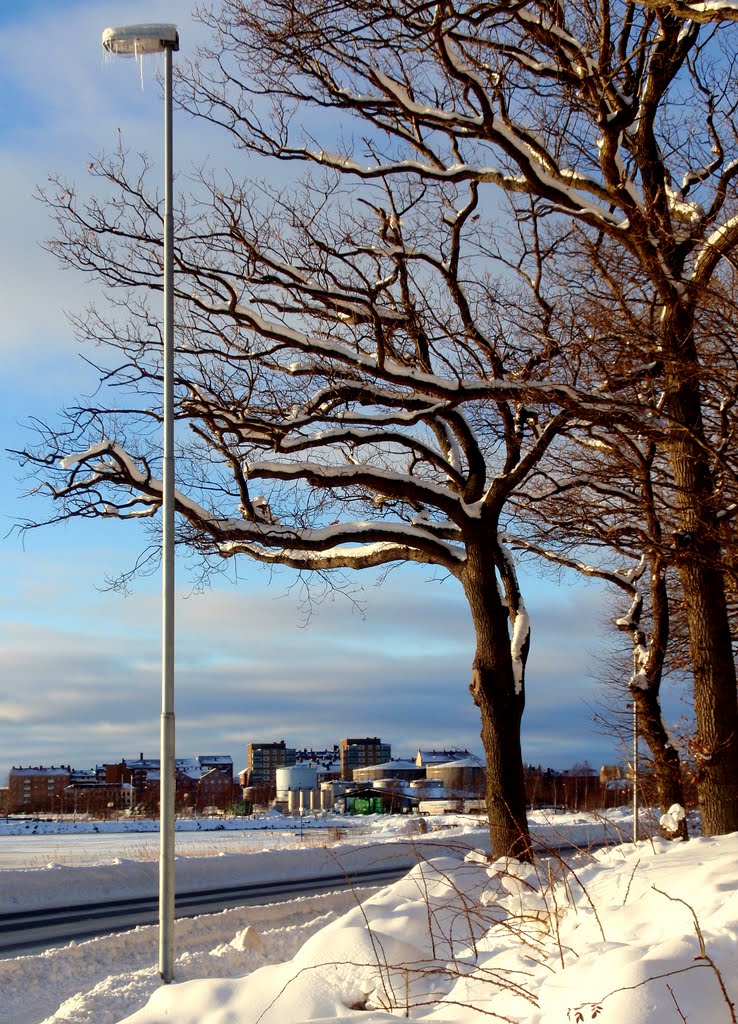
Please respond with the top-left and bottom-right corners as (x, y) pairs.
(0, 819), (366, 869)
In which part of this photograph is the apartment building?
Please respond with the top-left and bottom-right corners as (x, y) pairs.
(8, 765), (72, 813)
(339, 737), (391, 779)
(245, 741), (296, 788)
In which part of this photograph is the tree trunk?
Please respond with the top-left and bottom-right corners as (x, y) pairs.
(631, 685), (688, 841)
(470, 662), (533, 861)
(677, 550), (738, 833)
(464, 543), (533, 862)
(662, 304), (738, 835)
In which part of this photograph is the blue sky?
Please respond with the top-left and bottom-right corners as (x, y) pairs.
(0, 0), (634, 785)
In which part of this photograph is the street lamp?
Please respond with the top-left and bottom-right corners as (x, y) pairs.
(626, 701), (639, 842)
(102, 22), (179, 985)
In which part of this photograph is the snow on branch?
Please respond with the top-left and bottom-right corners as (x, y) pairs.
(692, 211), (738, 286)
(273, 425), (467, 490)
(183, 295), (654, 430)
(246, 459), (465, 517)
(55, 441), (466, 571)
(368, 70), (485, 129)
(504, 534), (644, 592)
(216, 536), (462, 572)
(510, 602), (530, 696)
(638, 0), (738, 23)
(302, 149), (625, 229)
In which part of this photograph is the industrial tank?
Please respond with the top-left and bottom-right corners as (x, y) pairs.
(275, 764), (319, 801)
(352, 759), (425, 783)
(425, 757), (486, 796)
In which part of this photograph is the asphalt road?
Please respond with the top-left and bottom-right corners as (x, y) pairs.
(0, 862), (415, 957)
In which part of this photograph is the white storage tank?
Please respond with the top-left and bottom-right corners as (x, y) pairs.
(276, 764), (319, 801)
(320, 779), (353, 811)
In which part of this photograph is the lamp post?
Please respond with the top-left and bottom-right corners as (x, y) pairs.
(626, 701), (639, 842)
(102, 22), (179, 984)
(633, 700), (638, 841)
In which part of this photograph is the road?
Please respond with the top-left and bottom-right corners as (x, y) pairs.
(0, 862), (414, 957)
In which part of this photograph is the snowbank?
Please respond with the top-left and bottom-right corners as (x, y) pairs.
(116, 833), (738, 1024)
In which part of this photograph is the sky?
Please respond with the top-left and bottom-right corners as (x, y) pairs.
(0, 0), (652, 785)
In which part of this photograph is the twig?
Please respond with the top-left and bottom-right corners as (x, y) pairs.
(652, 885), (737, 1024)
(622, 858), (640, 906)
(667, 984), (688, 1023)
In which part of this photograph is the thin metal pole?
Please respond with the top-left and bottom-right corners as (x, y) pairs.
(159, 40), (176, 985)
(632, 701), (638, 842)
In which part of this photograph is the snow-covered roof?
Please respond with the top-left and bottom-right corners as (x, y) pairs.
(199, 767), (231, 781)
(429, 756), (485, 770)
(357, 759), (420, 772)
(176, 758), (203, 779)
(10, 765), (71, 776)
(122, 754), (233, 780)
(298, 759), (341, 772)
(295, 748), (340, 760)
(415, 748), (472, 765)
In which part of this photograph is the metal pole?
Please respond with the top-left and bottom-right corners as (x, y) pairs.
(159, 40), (176, 985)
(632, 701), (638, 842)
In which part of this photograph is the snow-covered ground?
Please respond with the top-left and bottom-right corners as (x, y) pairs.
(2, 808), (736, 1023)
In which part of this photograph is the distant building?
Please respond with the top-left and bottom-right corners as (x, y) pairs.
(173, 755), (236, 811)
(196, 767), (236, 809)
(246, 741), (296, 789)
(122, 755), (160, 793)
(197, 755), (234, 777)
(339, 737), (391, 780)
(295, 746), (341, 783)
(8, 765), (72, 813)
(63, 776), (133, 816)
(95, 754), (236, 813)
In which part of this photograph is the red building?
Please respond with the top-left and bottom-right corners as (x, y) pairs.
(8, 766), (71, 813)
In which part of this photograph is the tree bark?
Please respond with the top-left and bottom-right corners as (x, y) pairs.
(676, 549), (738, 833)
(471, 664), (533, 861)
(631, 685), (688, 840)
(663, 304), (738, 835)
(464, 542), (533, 862)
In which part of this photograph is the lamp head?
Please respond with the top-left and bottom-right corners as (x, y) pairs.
(102, 24), (179, 56)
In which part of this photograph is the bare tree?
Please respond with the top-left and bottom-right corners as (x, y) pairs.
(506, 204), (738, 838)
(20, 0), (738, 846)
(510, 432), (691, 837)
(25, 151), (608, 859)
(169, 0), (738, 833)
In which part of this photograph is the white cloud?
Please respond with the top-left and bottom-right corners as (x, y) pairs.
(0, 555), (618, 782)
